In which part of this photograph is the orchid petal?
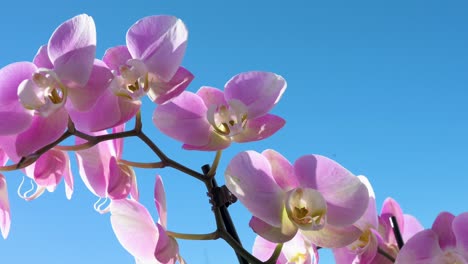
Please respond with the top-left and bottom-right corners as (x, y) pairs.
(294, 155), (369, 227)
(0, 149), (7, 166)
(430, 212), (456, 250)
(225, 151), (285, 227)
(0, 62), (37, 103)
(261, 149), (298, 190)
(107, 157), (133, 200)
(402, 214), (424, 243)
(103, 45), (132, 72)
(15, 108), (68, 158)
(0, 62), (35, 135)
(62, 151), (74, 200)
(301, 224), (362, 248)
(181, 132), (231, 151)
(148, 67), (194, 105)
(0, 102), (34, 136)
(24, 149), (67, 189)
(69, 89), (141, 132)
(48, 14), (96, 85)
(154, 175), (167, 228)
(155, 223), (179, 263)
(395, 230), (442, 264)
(232, 114), (285, 143)
(0, 174), (10, 239)
(127, 15), (188, 81)
(153, 91), (211, 147)
(224, 71), (286, 119)
(355, 175), (378, 230)
(110, 199), (159, 262)
(196, 86), (227, 108)
(380, 198), (405, 245)
(249, 213), (297, 243)
(75, 132), (113, 197)
(252, 235), (282, 262)
(453, 212), (468, 254)
(66, 60), (112, 112)
(33, 45), (53, 69)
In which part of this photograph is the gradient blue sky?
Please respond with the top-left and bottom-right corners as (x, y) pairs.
(1, 1), (467, 263)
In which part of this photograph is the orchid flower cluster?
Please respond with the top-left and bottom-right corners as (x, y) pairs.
(0, 14), (466, 264)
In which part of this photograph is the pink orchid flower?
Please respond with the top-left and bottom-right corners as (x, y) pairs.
(333, 182), (424, 264)
(103, 15), (193, 105)
(253, 232), (319, 264)
(154, 72), (286, 151)
(19, 149), (74, 201)
(0, 148), (10, 239)
(396, 212), (468, 263)
(75, 124), (138, 204)
(110, 175), (184, 264)
(225, 149), (369, 248)
(0, 14), (110, 159)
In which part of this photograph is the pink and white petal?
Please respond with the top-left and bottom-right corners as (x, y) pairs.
(0, 174), (10, 239)
(0, 102), (33, 136)
(153, 91), (211, 147)
(127, 16), (188, 81)
(69, 89), (141, 132)
(26, 149), (67, 188)
(355, 175), (378, 229)
(62, 151), (74, 200)
(0, 148), (7, 166)
(232, 114), (285, 143)
(453, 212), (468, 254)
(154, 175), (167, 228)
(224, 71), (287, 119)
(0, 62), (36, 135)
(225, 151), (285, 226)
(294, 155), (369, 227)
(66, 60), (113, 112)
(430, 212), (455, 250)
(155, 224), (179, 263)
(33, 45), (53, 69)
(0, 62), (37, 104)
(402, 214), (424, 243)
(333, 247), (359, 264)
(261, 149), (298, 190)
(149, 67), (194, 105)
(252, 235), (284, 262)
(110, 199), (159, 262)
(107, 157), (133, 200)
(395, 230), (443, 264)
(75, 133), (113, 197)
(130, 173), (140, 201)
(249, 214), (298, 243)
(301, 224), (362, 248)
(103, 45), (132, 72)
(15, 108), (68, 158)
(196, 86), (227, 108)
(282, 233), (317, 264)
(182, 131), (231, 151)
(48, 14), (96, 85)
(380, 197), (405, 245)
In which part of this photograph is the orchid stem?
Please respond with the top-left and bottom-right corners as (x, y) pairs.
(118, 159), (164, 169)
(166, 231), (219, 241)
(207, 150), (222, 178)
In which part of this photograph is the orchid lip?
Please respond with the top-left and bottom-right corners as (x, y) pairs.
(207, 99), (248, 137)
(18, 69), (68, 117)
(112, 60), (151, 101)
(286, 188), (327, 230)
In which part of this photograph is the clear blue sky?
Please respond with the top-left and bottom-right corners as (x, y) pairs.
(1, 1), (467, 263)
